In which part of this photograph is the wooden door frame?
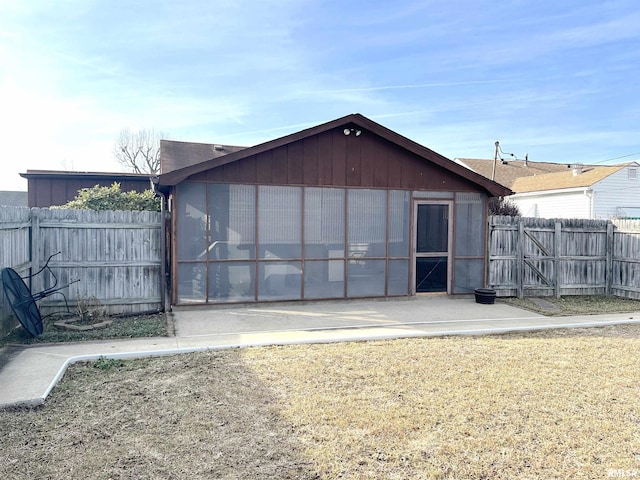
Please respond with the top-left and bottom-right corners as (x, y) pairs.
(411, 200), (454, 295)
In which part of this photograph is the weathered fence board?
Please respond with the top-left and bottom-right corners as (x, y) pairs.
(0, 207), (31, 337)
(610, 219), (640, 299)
(1, 208), (163, 335)
(489, 216), (640, 299)
(31, 208), (163, 316)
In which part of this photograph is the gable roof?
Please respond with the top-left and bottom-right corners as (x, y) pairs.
(157, 114), (512, 197)
(511, 164), (630, 193)
(456, 158), (570, 189)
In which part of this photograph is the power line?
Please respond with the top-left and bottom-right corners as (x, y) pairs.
(591, 152), (640, 165)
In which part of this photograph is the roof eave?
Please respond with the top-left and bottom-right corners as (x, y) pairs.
(509, 186), (591, 197)
(20, 170), (153, 179)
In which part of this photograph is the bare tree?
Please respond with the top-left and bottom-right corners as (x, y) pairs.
(113, 128), (165, 174)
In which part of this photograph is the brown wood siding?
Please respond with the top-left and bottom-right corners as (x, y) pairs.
(331, 130), (347, 186)
(345, 130), (361, 186)
(287, 141), (304, 184)
(302, 137), (318, 185)
(317, 132), (333, 185)
(256, 150), (273, 182)
(240, 155), (257, 183)
(223, 154), (243, 182)
(184, 127), (484, 193)
(27, 177), (152, 208)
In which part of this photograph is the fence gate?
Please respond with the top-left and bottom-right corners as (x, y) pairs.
(519, 221), (559, 297)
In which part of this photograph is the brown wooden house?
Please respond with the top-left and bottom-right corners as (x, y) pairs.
(156, 114), (511, 306)
(20, 170), (153, 208)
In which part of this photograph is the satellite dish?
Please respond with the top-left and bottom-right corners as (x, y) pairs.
(1, 268), (43, 337)
(1, 252), (80, 337)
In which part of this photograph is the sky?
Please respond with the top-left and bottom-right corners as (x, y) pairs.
(1, 0), (639, 192)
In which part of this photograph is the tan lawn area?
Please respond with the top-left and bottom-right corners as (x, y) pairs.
(1, 324), (639, 479)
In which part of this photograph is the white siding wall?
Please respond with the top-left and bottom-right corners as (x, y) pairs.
(592, 165), (640, 218)
(509, 190), (589, 219)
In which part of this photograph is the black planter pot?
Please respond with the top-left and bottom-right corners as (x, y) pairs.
(474, 288), (496, 305)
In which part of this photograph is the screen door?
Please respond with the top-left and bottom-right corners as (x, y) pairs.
(414, 203), (451, 293)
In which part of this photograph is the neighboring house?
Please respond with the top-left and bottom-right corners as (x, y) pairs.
(457, 158), (640, 219)
(19, 170), (154, 208)
(0, 191), (28, 207)
(18, 143), (246, 208)
(156, 113), (511, 307)
(508, 163), (640, 219)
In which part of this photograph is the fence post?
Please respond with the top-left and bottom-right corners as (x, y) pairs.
(554, 222), (562, 298)
(517, 219), (524, 298)
(29, 207), (40, 293)
(606, 221), (614, 296)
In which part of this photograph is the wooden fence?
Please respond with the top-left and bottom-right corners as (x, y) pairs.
(0, 207), (31, 337)
(0, 207), (163, 337)
(488, 216), (640, 299)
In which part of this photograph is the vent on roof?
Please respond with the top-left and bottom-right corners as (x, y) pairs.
(568, 164), (584, 176)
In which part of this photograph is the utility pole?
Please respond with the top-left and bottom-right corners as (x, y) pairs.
(491, 141), (499, 181)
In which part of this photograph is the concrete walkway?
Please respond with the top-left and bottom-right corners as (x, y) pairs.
(1, 296), (639, 409)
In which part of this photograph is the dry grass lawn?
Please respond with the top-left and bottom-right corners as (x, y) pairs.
(1, 325), (640, 479)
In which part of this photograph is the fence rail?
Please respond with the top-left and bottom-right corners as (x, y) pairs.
(1, 207), (163, 336)
(488, 216), (640, 299)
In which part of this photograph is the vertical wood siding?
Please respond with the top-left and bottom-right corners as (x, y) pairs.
(191, 127), (480, 192)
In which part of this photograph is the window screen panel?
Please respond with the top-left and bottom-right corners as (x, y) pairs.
(304, 188), (345, 258)
(454, 258), (484, 294)
(209, 184), (255, 260)
(348, 189), (386, 258)
(347, 259), (385, 297)
(258, 186), (302, 259)
(176, 262), (206, 303)
(455, 192), (486, 257)
(304, 259), (345, 299)
(258, 261), (302, 301)
(176, 183), (207, 261)
(208, 261), (255, 302)
(388, 190), (410, 257)
(388, 259), (409, 295)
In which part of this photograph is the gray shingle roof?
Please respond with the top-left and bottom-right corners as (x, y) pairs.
(160, 140), (246, 174)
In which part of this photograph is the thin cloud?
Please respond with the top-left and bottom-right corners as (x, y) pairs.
(309, 79), (505, 95)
